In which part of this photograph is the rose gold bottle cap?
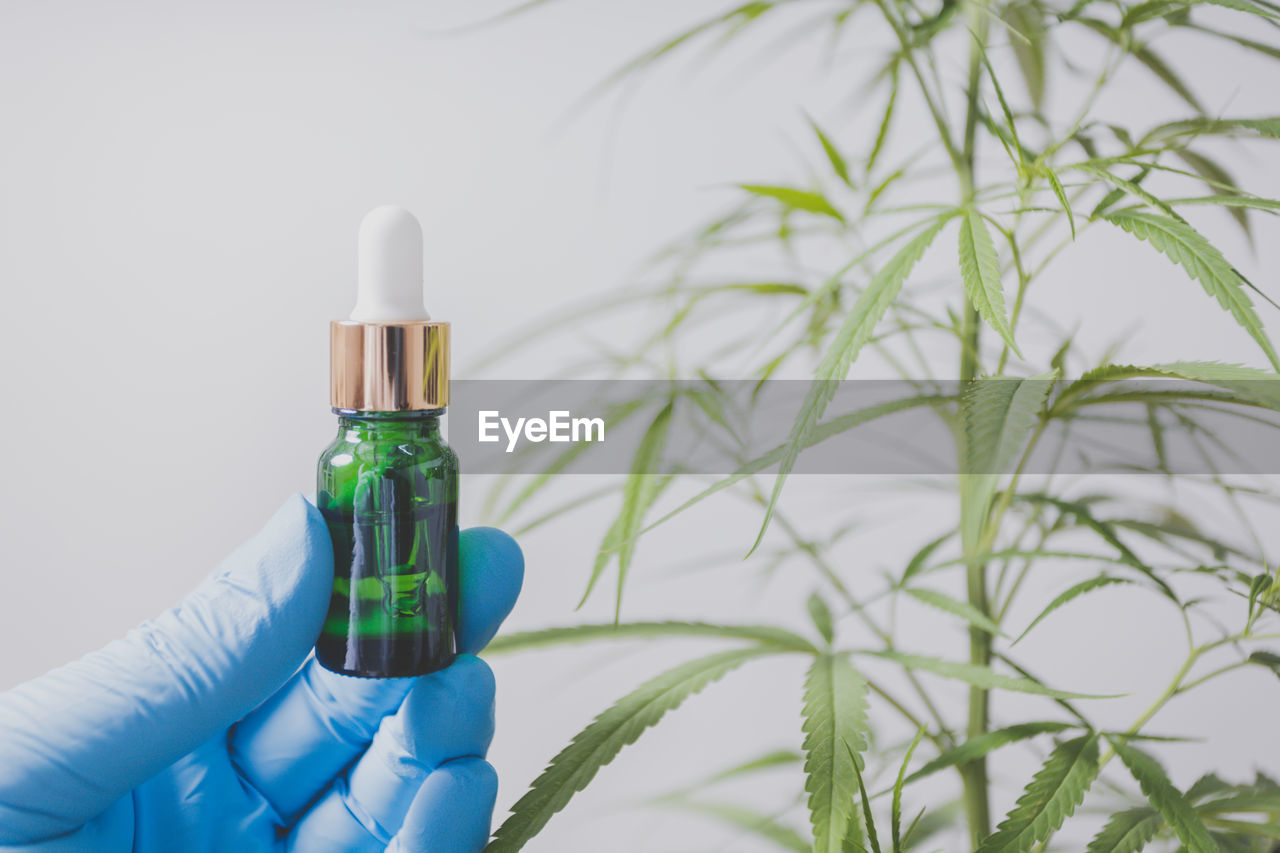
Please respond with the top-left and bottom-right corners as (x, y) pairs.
(329, 207), (449, 412)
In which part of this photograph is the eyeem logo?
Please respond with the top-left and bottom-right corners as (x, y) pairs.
(478, 410), (605, 453)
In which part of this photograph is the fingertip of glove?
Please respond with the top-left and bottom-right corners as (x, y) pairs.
(390, 758), (499, 852)
(190, 494), (333, 689)
(248, 493), (333, 619)
(442, 654), (497, 706)
(392, 655), (496, 763)
(458, 528), (524, 654)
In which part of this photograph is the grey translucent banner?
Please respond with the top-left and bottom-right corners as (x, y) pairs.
(444, 379), (1280, 475)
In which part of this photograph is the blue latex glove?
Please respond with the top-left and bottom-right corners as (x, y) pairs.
(0, 495), (524, 852)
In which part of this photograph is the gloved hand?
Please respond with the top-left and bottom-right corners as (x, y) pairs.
(0, 495), (524, 853)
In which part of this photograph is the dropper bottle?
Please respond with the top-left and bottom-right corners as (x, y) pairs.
(315, 206), (458, 678)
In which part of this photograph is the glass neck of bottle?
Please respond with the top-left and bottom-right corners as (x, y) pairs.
(335, 409), (444, 437)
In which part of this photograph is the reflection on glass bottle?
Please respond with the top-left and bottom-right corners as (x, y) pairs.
(357, 471), (426, 617)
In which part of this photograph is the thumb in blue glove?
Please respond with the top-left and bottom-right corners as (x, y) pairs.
(0, 494), (524, 852)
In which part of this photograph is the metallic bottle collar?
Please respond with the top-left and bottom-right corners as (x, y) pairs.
(330, 320), (450, 411)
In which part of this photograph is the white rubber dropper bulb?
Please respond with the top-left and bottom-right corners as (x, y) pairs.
(350, 206), (431, 322)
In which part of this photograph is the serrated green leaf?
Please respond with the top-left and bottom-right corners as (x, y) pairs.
(485, 621), (819, 655)
(1131, 44), (1204, 113)
(901, 531), (954, 584)
(1015, 576), (1134, 643)
(892, 729), (925, 852)
(1248, 575), (1273, 621)
(740, 184), (846, 222)
(848, 739), (882, 853)
(905, 586), (1006, 636)
(1045, 167), (1076, 239)
(1193, 773), (1280, 814)
(976, 734), (1101, 853)
(1092, 186), (1132, 221)
(901, 722), (1077, 789)
(901, 805), (962, 851)
(1150, 116), (1280, 141)
(963, 374), (1055, 476)
(1065, 361), (1280, 411)
(868, 62), (899, 175)
(583, 401), (673, 614)
(808, 115), (854, 189)
(637, 394), (947, 551)
(1075, 164), (1177, 218)
(1187, 773), (1235, 803)
(1086, 807), (1164, 853)
(1247, 650), (1280, 679)
(1003, 0), (1047, 110)
(960, 374), (1055, 550)
(865, 651), (1113, 698)
(958, 208), (1023, 357)
(487, 648), (772, 852)
(1195, 0), (1280, 18)
(1154, 361), (1280, 407)
(1075, 18), (1203, 111)
(752, 220), (950, 553)
(1013, 493), (1179, 601)
(1169, 194), (1280, 214)
(803, 655), (871, 853)
(1123, 0), (1189, 26)
(982, 53), (1026, 175)
(496, 398), (648, 523)
(1174, 150), (1250, 235)
(809, 592), (837, 645)
(704, 749), (805, 786)
(569, 2), (782, 112)
(1104, 210), (1280, 370)
(1206, 818), (1280, 840)
(1110, 739), (1219, 853)
(1191, 24), (1280, 62)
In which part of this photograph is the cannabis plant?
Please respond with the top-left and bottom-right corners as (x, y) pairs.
(475, 0), (1280, 850)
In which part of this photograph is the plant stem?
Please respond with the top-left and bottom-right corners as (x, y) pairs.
(958, 1), (994, 845)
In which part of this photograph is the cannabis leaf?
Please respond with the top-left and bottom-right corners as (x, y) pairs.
(1104, 210), (1280, 370)
(807, 592), (836, 645)
(905, 587), (1006, 636)
(900, 722), (1077, 789)
(802, 654), (870, 853)
(975, 733), (1101, 853)
(960, 373), (1055, 548)
(582, 401), (673, 614)
(1003, 0), (1047, 110)
(1085, 807), (1163, 853)
(1015, 576), (1134, 643)
(484, 621), (819, 655)
(962, 374), (1055, 477)
(1109, 739), (1218, 853)
(892, 728), (925, 851)
(739, 184), (846, 223)
(807, 115), (854, 188)
(958, 208), (1022, 357)
(487, 648), (773, 852)
(865, 651), (1110, 699)
(753, 220), (950, 553)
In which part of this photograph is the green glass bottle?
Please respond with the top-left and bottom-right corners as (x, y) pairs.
(315, 206), (458, 678)
(315, 411), (458, 677)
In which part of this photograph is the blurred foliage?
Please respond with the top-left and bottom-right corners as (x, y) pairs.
(475, 0), (1280, 850)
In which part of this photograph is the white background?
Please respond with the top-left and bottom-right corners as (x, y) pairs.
(2, 1), (1278, 850)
